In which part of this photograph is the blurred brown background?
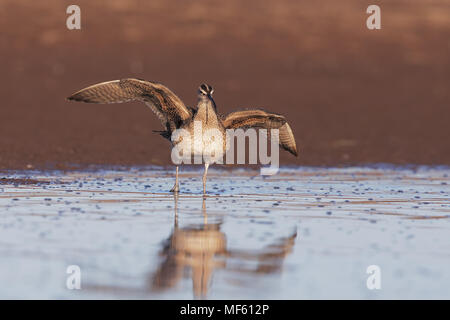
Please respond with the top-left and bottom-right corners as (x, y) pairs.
(0, 0), (449, 169)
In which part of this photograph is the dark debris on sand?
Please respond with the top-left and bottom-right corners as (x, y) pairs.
(0, 178), (50, 186)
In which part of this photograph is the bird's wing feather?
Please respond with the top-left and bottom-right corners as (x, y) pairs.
(223, 108), (298, 156)
(67, 78), (191, 131)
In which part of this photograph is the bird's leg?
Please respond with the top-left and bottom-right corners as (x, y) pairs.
(202, 163), (209, 195)
(170, 166), (180, 193)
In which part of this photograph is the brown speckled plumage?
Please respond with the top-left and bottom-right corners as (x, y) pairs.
(68, 78), (298, 193)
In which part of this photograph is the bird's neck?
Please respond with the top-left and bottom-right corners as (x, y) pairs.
(195, 98), (218, 125)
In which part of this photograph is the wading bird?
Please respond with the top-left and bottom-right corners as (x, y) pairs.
(67, 79), (298, 193)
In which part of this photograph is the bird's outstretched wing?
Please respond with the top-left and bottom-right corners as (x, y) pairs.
(67, 78), (192, 132)
(222, 109), (298, 156)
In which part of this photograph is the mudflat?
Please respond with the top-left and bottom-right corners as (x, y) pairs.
(0, 0), (449, 170)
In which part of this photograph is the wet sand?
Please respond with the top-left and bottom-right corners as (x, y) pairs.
(0, 166), (449, 299)
(0, 0), (449, 169)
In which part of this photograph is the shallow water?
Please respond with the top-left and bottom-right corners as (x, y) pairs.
(0, 167), (449, 299)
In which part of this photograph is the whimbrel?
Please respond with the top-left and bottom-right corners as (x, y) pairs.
(67, 79), (298, 193)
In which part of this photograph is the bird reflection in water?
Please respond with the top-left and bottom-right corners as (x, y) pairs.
(151, 194), (297, 298)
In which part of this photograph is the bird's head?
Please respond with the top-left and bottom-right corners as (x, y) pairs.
(198, 83), (214, 98)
